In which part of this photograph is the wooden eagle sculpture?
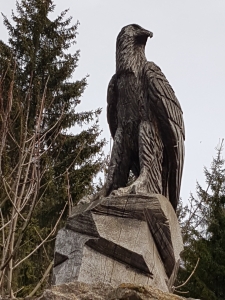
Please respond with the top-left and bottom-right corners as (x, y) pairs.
(103, 24), (185, 211)
(84, 24), (185, 211)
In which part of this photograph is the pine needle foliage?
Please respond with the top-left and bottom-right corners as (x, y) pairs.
(176, 143), (225, 300)
(0, 0), (105, 297)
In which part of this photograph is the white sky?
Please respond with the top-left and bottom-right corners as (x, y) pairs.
(1, 0), (225, 203)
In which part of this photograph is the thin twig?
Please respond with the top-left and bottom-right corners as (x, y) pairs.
(174, 258), (200, 290)
(0, 209), (5, 246)
(27, 260), (54, 298)
(66, 169), (72, 215)
(13, 201), (68, 269)
(34, 227), (51, 263)
(2, 177), (26, 221)
(174, 290), (189, 294)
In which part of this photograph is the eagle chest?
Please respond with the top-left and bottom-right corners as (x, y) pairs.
(116, 72), (146, 125)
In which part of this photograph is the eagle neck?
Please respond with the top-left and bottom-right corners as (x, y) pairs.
(116, 41), (147, 76)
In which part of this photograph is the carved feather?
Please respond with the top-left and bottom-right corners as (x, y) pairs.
(144, 61), (185, 210)
(105, 24), (185, 211)
(107, 74), (118, 138)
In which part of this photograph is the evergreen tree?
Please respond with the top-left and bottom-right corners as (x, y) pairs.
(176, 144), (225, 300)
(0, 0), (105, 296)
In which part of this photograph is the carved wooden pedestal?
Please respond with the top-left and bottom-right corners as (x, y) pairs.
(52, 194), (183, 292)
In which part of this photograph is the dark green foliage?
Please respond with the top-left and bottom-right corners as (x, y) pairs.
(0, 0), (105, 296)
(176, 144), (225, 300)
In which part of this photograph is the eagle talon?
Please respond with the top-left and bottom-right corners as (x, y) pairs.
(130, 185), (137, 194)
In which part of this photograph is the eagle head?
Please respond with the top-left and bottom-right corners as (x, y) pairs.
(116, 24), (153, 73)
(117, 24), (153, 47)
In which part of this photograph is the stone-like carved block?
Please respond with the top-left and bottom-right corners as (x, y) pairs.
(52, 194), (183, 292)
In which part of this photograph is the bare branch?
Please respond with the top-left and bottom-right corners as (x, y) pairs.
(34, 227), (51, 263)
(174, 258), (200, 291)
(2, 177), (26, 221)
(0, 209), (5, 245)
(66, 169), (72, 215)
(27, 260), (54, 298)
(13, 200), (68, 270)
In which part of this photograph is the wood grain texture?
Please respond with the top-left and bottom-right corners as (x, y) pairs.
(53, 194), (183, 291)
(144, 208), (175, 277)
(92, 194), (181, 278)
(69, 194), (182, 278)
(54, 252), (68, 267)
(66, 211), (100, 238)
(53, 228), (93, 284)
(104, 24), (185, 211)
(86, 238), (153, 277)
(78, 246), (156, 289)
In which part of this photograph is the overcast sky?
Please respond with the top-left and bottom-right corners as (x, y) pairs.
(1, 0), (225, 203)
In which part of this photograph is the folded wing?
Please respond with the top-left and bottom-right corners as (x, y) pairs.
(144, 61), (185, 210)
(107, 74), (118, 138)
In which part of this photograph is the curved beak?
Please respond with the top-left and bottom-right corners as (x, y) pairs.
(142, 29), (153, 38)
(148, 31), (153, 38)
(138, 28), (153, 39)
(136, 28), (153, 44)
